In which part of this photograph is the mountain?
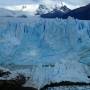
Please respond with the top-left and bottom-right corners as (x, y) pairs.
(0, 4), (39, 17)
(35, 4), (71, 15)
(41, 5), (71, 18)
(41, 4), (90, 20)
(1, 3), (90, 20)
(60, 5), (71, 13)
(0, 8), (28, 18)
(6, 4), (39, 16)
(63, 4), (90, 20)
(0, 4), (70, 17)
(35, 4), (50, 15)
(0, 8), (14, 17)
(0, 5), (37, 18)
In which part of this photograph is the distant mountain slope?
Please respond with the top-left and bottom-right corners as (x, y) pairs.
(35, 4), (50, 15)
(40, 5), (71, 18)
(63, 4), (90, 20)
(1, 3), (90, 20)
(0, 8), (14, 17)
(41, 4), (90, 20)
(0, 4), (71, 17)
(5, 4), (39, 16)
(0, 7), (32, 18)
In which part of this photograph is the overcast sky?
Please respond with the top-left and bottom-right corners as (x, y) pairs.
(0, 0), (90, 6)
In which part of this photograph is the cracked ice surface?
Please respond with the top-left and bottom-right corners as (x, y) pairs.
(0, 17), (90, 88)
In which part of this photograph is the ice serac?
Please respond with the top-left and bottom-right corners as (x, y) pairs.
(24, 60), (89, 89)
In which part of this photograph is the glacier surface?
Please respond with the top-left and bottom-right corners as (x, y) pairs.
(0, 17), (90, 88)
(0, 17), (90, 65)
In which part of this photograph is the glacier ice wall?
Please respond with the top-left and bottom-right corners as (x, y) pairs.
(0, 17), (90, 89)
(0, 17), (90, 65)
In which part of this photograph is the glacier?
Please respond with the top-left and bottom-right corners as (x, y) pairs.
(0, 17), (90, 65)
(0, 17), (90, 89)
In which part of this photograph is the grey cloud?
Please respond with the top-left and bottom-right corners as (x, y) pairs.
(0, 0), (90, 6)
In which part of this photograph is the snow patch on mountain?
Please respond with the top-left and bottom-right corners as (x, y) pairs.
(0, 8), (14, 17)
(5, 4), (39, 15)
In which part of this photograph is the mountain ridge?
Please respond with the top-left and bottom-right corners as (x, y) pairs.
(41, 4), (90, 20)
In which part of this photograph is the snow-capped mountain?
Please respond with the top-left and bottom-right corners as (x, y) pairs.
(0, 0), (88, 17)
(5, 4), (39, 16)
(35, 4), (71, 15)
(1, 4), (50, 16)
(0, 5), (39, 17)
(0, 8), (14, 17)
(41, 5), (71, 18)
(0, 2), (77, 17)
(60, 5), (71, 13)
(41, 3), (90, 20)
(35, 4), (50, 15)
(0, 0), (87, 17)
(0, 7), (33, 17)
